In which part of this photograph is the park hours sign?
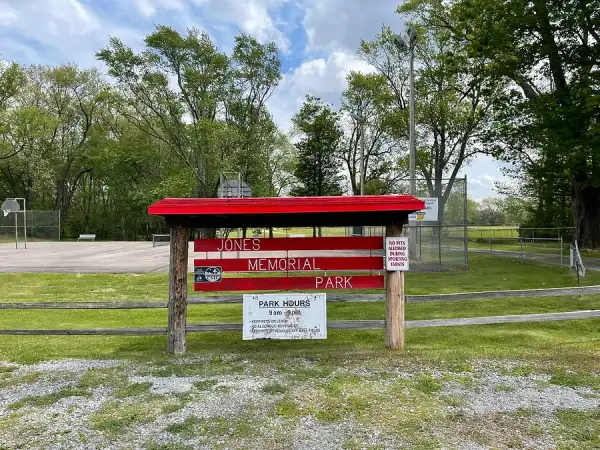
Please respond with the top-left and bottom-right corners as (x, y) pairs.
(243, 293), (327, 340)
(385, 237), (409, 271)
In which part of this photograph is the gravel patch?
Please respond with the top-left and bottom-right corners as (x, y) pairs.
(130, 375), (200, 394)
(446, 373), (600, 414)
(0, 357), (598, 449)
(0, 379), (74, 410)
(17, 359), (123, 374)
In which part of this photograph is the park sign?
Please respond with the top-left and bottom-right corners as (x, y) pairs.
(409, 197), (439, 222)
(148, 195), (425, 353)
(193, 236), (385, 291)
(243, 293), (326, 340)
(385, 237), (409, 271)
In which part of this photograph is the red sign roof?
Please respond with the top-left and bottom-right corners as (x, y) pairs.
(148, 195), (424, 228)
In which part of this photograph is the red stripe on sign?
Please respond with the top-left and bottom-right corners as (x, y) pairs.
(194, 236), (383, 252)
(194, 275), (384, 292)
(194, 256), (383, 272)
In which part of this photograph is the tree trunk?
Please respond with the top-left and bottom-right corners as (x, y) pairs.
(572, 181), (600, 248)
(200, 228), (216, 238)
(168, 225), (189, 354)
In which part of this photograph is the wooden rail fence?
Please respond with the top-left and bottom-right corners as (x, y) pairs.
(0, 285), (598, 336)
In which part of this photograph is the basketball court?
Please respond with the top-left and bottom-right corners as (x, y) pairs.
(0, 241), (383, 274)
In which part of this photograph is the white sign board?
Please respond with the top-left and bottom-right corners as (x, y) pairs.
(409, 197), (439, 222)
(385, 237), (409, 271)
(242, 293), (327, 340)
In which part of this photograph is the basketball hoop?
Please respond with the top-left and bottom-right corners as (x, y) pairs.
(2, 198), (25, 249)
(1, 199), (19, 217)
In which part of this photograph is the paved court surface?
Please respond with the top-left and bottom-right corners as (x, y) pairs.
(0, 242), (384, 274)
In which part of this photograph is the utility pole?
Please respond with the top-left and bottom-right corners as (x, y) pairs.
(350, 110), (366, 236)
(359, 111), (366, 196)
(408, 26), (417, 196)
(350, 110), (366, 196)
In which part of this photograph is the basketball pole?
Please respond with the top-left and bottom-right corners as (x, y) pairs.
(23, 198), (27, 249)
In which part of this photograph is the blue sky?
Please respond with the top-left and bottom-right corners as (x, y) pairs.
(0, 0), (506, 200)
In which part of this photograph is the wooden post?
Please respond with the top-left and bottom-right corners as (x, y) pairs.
(385, 222), (405, 350)
(168, 225), (189, 354)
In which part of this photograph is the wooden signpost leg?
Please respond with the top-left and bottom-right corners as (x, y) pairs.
(385, 222), (405, 350)
(168, 225), (189, 354)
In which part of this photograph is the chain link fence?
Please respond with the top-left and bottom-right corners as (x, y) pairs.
(0, 210), (60, 243)
(395, 178), (468, 272)
(258, 178), (469, 273)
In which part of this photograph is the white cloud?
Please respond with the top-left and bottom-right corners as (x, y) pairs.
(461, 155), (509, 200)
(0, 0), (147, 68)
(268, 51), (374, 131)
(191, 0), (292, 51)
(132, 0), (186, 18)
(302, 0), (404, 53)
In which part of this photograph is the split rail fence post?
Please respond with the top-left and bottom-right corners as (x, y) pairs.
(168, 225), (189, 354)
(385, 222), (405, 350)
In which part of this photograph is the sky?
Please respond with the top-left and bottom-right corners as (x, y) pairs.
(0, 0), (507, 200)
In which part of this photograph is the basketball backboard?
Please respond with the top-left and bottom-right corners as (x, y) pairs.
(1, 199), (20, 217)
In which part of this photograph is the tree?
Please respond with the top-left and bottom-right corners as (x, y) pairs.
(97, 26), (282, 237)
(0, 61), (25, 113)
(97, 27), (280, 194)
(261, 131), (297, 197)
(359, 15), (504, 223)
(503, 197), (531, 226)
(339, 72), (405, 194)
(291, 96), (344, 236)
(443, 191), (478, 224)
(0, 64), (108, 224)
(476, 198), (506, 226)
(423, 0), (600, 247)
(291, 95), (344, 197)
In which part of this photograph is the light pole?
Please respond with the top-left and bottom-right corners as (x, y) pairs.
(394, 25), (418, 196)
(350, 111), (366, 196)
(395, 26), (419, 259)
(350, 110), (366, 236)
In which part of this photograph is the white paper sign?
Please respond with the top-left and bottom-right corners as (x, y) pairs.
(385, 237), (409, 271)
(242, 293), (327, 340)
(409, 197), (439, 222)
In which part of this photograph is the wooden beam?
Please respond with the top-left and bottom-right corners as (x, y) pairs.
(385, 223), (405, 350)
(0, 301), (169, 310)
(0, 328), (166, 335)
(0, 310), (598, 335)
(168, 225), (189, 354)
(2, 285), (600, 311)
(407, 310), (600, 328)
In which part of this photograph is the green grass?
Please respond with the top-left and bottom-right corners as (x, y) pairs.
(145, 443), (194, 450)
(0, 254), (597, 370)
(166, 416), (256, 439)
(261, 381), (287, 395)
(412, 374), (442, 394)
(8, 387), (90, 410)
(549, 370), (600, 391)
(0, 254), (597, 305)
(193, 379), (219, 391)
(78, 367), (128, 389)
(90, 395), (177, 435)
(554, 409), (600, 449)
